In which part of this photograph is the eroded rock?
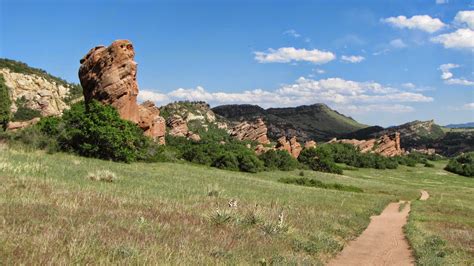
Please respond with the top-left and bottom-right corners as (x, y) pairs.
(231, 118), (270, 144)
(78, 40), (166, 143)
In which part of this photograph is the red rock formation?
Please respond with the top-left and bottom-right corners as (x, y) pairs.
(304, 140), (317, 149)
(289, 136), (302, 158)
(329, 132), (403, 157)
(231, 118), (270, 144)
(78, 40), (166, 143)
(276, 136), (302, 158)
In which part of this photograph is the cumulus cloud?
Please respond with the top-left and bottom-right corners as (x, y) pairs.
(382, 15), (445, 33)
(390, 38), (407, 48)
(314, 68), (325, 74)
(454, 10), (474, 29)
(438, 64), (474, 86)
(402, 83), (416, 89)
(431, 28), (474, 49)
(140, 77), (433, 114)
(138, 90), (169, 103)
(254, 47), (336, 64)
(341, 55), (365, 63)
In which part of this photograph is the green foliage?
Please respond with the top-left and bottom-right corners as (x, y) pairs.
(258, 150), (299, 171)
(0, 74), (11, 130)
(298, 147), (343, 174)
(279, 177), (363, 193)
(445, 152), (474, 177)
(37, 101), (151, 162)
(12, 97), (41, 121)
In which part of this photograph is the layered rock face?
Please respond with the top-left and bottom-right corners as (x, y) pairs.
(0, 68), (70, 116)
(230, 118), (270, 144)
(330, 132), (403, 157)
(78, 40), (166, 143)
(6, 117), (40, 131)
(166, 114), (201, 142)
(276, 136), (302, 158)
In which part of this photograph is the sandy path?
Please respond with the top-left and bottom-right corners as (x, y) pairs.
(328, 201), (414, 266)
(419, 190), (430, 201)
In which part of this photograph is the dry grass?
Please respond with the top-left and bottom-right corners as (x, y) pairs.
(86, 170), (118, 182)
(0, 147), (472, 264)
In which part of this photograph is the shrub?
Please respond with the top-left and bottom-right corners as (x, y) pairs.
(279, 177), (363, 193)
(298, 147), (343, 174)
(0, 74), (11, 130)
(445, 152), (474, 177)
(39, 101), (151, 163)
(259, 150), (299, 171)
(12, 97), (41, 121)
(212, 152), (240, 171)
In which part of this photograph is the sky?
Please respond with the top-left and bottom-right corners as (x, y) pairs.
(1, 0), (473, 127)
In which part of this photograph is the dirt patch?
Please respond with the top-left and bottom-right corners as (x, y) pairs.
(328, 201), (414, 266)
(420, 190), (430, 201)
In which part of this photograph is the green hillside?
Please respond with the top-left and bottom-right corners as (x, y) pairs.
(213, 103), (367, 141)
(1, 147), (472, 264)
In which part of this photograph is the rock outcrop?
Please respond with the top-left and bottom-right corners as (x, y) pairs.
(0, 68), (71, 116)
(166, 114), (201, 141)
(6, 117), (40, 131)
(304, 140), (317, 149)
(329, 132), (403, 157)
(78, 40), (166, 143)
(230, 118), (270, 144)
(276, 136), (302, 158)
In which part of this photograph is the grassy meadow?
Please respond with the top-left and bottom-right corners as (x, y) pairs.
(0, 145), (473, 265)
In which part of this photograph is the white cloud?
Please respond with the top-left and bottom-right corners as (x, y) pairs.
(138, 90), (169, 103)
(314, 68), (325, 74)
(254, 47), (336, 64)
(390, 38), (407, 48)
(431, 28), (474, 49)
(439, 63), (459, 80)
(339, 104), (415, 114)
(461, 102), (474, 110)
(402, 83), (416, 89)
(341, 55), (365, 63)
(438, 63), (474, 86)
(283, 29), (301, 38)
(454, 10), (474, 29)
(382, 15), (446, 33)
(140, 77), (432, 113)
(445, 78), (474, 86)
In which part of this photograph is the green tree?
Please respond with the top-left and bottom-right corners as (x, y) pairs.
(0, 74), (11, 130)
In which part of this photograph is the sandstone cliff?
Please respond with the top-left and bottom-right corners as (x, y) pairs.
(0, 63), (77, 117)
(276, 136), (303, 158)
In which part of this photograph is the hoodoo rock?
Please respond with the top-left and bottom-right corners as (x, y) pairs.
(276, 136), (302, 158)
(167, 115), (189, 137)
(230, 118), (270, 144)
(78, 40), (166, 143)
(330, 132), (403, 157)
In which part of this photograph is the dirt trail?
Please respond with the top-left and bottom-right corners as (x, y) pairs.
(328, 201), (414, 266)
(419, 190), (430, 201)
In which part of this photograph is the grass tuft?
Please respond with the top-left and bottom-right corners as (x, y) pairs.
(86, 170), (118, 182)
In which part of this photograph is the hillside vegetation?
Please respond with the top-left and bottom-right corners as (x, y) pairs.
(212, 103), (367, 141)
(0, 146), (472, 264)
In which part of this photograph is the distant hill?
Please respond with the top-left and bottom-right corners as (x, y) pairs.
(212, 103), (367, 141)
(445, 122), (474, 129)
(341, 120), (473, 156)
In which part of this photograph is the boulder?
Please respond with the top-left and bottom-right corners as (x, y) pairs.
(78, 40), (166, 143)
(231, 118), (270, 144)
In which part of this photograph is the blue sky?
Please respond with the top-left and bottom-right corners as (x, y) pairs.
(1, 0), (473, 126)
